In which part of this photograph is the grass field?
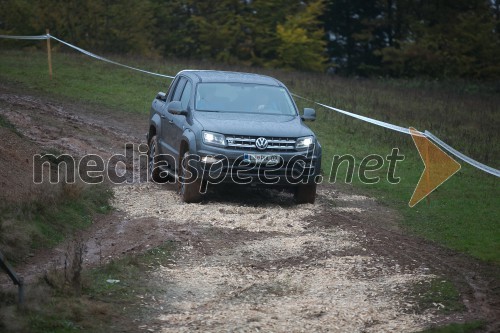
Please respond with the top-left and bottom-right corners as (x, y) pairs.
(0, 179), (113, 262)
(0, 49), (498, 263)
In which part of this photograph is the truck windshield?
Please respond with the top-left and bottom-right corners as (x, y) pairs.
(195, 83), (297, 115)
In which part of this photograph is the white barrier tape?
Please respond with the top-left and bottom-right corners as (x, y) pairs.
(49, 35), (175, 79)
(1, 34), (498, 177)
(1, 33), (175, 78)
(424, 131), (500, 177)
(292, 93), (410, 134)
(292, 93), (500, 177)
(0, 34), (48, 40)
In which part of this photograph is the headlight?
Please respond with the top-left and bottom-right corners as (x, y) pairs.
(295, 136), (315, 150)
(202, 131), (226, 146)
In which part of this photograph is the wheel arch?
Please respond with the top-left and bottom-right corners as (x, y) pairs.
(178, 130), (197, 170)
(148, 113), (162, 144)
(148, 125), (157, 144)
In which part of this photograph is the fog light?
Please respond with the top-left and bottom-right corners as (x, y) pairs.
(201, 156), (220, 164)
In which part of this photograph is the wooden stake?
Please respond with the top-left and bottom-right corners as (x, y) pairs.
(46, 29), (52, 80)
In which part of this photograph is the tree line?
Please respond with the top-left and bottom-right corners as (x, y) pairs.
(1, 0), (499, 79)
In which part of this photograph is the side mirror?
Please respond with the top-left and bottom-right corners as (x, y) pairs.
(167, 101), (188, 116)
(301, 108), (316, 121)
(156, 91), (166, 101)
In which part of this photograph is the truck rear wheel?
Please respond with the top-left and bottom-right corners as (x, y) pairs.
(179, 152), (202, 203)
(294, 182), (317, 204)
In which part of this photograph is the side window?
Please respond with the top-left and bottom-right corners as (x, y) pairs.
(180, 81), (192, 110)
(171, 77), (187, 101)
(165, 80), (175, 98)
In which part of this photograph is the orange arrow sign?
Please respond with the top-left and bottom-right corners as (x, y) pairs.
(409, 127), (461, 207)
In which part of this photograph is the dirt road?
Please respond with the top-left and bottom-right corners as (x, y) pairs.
(112, 183), (435, 332)
(0, 83), (498, 332)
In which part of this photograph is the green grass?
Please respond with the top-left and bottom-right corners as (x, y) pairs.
(300, 86), (499, 263)
(0, 49), (498, 263)
(0, 49), (169, 114)
(0, 180), (113, 262)
(407, 278), (486, 333)
(34, 184), (113, 246)
(408, 278), (465, 314)
(309, 112), (499, 262)
(84, 243), (173, 304)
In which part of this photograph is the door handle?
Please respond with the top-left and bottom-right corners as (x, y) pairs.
(160, 114), (166, 119)
(169, 120), (174, 124)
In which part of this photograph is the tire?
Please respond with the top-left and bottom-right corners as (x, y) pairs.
(179, 152), (202, 203)
(148, 135), (170, 183)
(294, 182), (317, 204)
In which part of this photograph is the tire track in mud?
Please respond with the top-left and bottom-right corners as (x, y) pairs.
(315, 210), (500, 332)
(112, 184), (439, 332)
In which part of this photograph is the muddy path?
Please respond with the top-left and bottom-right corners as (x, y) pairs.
(0, 83), (498, 332)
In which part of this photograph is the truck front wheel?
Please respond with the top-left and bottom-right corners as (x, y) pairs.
(294, 182), (317, 204)
(149, 135), (171, 183)
(179, 152), (202, 203)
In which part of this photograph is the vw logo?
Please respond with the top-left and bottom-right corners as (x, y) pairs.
(255, 137), (268, 150)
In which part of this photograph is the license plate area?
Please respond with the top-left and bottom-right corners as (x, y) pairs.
(243, 153), (281, 164)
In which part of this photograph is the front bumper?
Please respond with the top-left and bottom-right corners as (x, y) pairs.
(192, 145), (322, 186)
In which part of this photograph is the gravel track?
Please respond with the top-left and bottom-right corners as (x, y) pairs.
(113, 184), (436, 332)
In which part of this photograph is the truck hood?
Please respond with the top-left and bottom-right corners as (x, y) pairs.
(193, 112), (314, 137)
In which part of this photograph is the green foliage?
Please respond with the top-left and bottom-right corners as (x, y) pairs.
(378, 0), (500, 79)
(0, 0), (329, 72)
(153, 0), (198, 58)
(274, 0), (327, 71)
(2, 0), (498, 77)
(1, 0), (157, 56)
(189, 0), (250, 63)
(248, 0), (304, 65)
(325, 0), (500, 78)
(152, 0), (328, 70)
(324, 0), (387, 74)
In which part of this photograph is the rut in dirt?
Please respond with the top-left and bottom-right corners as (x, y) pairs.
(112, 183), (446, 332)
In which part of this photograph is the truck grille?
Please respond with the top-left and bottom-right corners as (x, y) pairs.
(225, 135), (296, 152)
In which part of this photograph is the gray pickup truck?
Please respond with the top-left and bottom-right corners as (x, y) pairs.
(147, 70), (322, 203)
